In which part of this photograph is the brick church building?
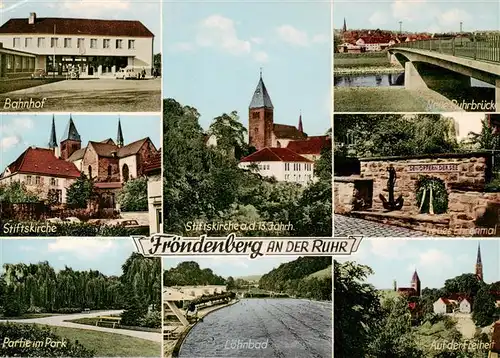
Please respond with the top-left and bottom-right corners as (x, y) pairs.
(0, 116), (158, 208)
(239, 72), (331, 186)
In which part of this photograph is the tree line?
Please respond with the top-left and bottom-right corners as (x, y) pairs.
(0, 252), (161, 324)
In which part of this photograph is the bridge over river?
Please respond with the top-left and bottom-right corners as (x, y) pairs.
(388, 34), (500, 111)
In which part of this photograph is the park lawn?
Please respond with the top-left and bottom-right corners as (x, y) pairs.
(334, 87), (428, 112)
(48, 325), (160, 357)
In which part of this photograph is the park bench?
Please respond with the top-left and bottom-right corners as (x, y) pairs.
(95, 316), (121, 328)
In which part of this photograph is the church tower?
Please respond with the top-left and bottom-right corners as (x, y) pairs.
(248, 69), (274, 150)
(48, 115), (57, 149)
(298, 113), (303, 133)
(411, 270), (421, 296)
(117, 118), (124, 148)
(475, 243), (483, 281)
(342, 18), (347, 32)
(60, 115), (81, 160)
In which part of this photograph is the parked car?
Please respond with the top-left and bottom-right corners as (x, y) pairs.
(31, 69), (47, 79)
(115, 67), (140, 80)
(63, 217), (81, 223)
(47, 217), (63, 223)
(105, 219), (141, 228)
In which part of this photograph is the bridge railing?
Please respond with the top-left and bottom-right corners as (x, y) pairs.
(390, 34), (500, 63)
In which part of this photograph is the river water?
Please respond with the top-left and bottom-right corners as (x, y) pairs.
(179, 298), (332, 358)
(334, 73), (494, 89)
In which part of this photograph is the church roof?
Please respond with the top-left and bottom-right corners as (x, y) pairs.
(286, 136), (331, 155)
(143, 152), (161, 174)
(7, 147), (81, 178)
(412, 270), (420, 281)
(476, 243), (482, 264)
(240, 147), (312, 163)
(273, 124), (307, 140)
(87, 138), (153, 158)
(67, 148), (86, 161)
(249, 76), (273, 109)
(62, 117), (81, 142)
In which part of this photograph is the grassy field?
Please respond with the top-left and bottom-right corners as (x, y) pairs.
(334, 87), (429, 112)
(334, 52), (391, 68)
(0, 78), (63, 94)
(48, 325), (161, 357)
(307, 266), (332, 279)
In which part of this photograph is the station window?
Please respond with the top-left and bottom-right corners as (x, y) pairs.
(25, 37), (32, 47)
(13, 38), (20, 48)
(90, 39), (97, 49)
(128, 40), (135, 49)
(38, 37), (45, 48)
(77, 38), (85, 48)
(116, 39), (123, 49)
(50, 37), (58, 48)
(103, 39), (110, 48)
(64, 38), (72, 48)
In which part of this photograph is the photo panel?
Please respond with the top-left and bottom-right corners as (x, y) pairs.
(0, 0), (161, 112)
(334, 238), (500, 358)
(333, 0), (500, 113)
(162, 256), (332, 358)
(163, 1), (332, 238)
(334, 113), (500, 238)
(0, 238), (162, 358)
(0, 113), (162, 237)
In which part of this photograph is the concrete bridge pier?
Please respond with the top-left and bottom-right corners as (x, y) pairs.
(404, 61), (428, 90)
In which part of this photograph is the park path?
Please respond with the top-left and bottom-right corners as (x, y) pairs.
(1, 310), (161, 342)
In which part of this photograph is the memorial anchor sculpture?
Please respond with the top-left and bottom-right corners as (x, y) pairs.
(379, 166), (404, 211)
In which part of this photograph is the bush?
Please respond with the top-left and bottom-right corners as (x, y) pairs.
(0, 322), (94, 357)
(53, 308), (82, 314)
(138, 310), (161, 328)
(3, 288), (23, 317)
(26, 306), (43, 314)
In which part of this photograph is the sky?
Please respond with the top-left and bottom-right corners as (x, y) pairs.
(163, 1), (332, 135)
(0, 0), (161, 52)
(446, 112), (484, 141)
(334, 0), (500, 33)
(0, 113), (161, 169)
(163, 256), (303, 279)
(336, 239), (500, 290)
(0, 238), (137, 276)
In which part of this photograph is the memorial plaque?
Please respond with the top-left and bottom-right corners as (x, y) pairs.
(407, 163), (460, 173)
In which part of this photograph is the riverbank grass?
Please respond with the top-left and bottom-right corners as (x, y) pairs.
(334, 87), (428, 112)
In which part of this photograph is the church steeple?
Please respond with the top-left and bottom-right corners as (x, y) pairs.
(411, 269), (421, 296)
(298, 112), (303, 132)
(249, 68), (273, 109)
(117, 118), (124, 148)
(475, 243), (483, 281)
(60, 114), (81, 160)
(62, 114), (81, 142)
(342, 18), (347, 32)
(48, 115), (57, 149)
(248, 69), (274, 150)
